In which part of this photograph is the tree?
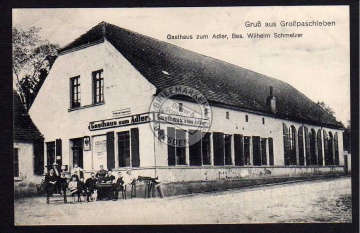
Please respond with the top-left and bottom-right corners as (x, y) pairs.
(316, 101), (335, 116)
(13, 26), (60, 111)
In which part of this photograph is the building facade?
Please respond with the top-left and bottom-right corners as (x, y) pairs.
(29, 22), (345, 183)
(14, 91), (44, 196)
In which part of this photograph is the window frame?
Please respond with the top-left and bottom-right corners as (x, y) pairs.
(92, 69), (104, 104)
(70, 76), (81, 108)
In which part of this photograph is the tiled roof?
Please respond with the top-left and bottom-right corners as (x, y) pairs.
(13, 91), (43, 141)
(59, 22), (342, 128)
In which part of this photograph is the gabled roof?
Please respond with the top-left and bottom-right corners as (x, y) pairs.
(13, 91), (43, 141)
(59, 22), (342, 128)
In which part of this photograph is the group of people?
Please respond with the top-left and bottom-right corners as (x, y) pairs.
(45, 164), (139, 204)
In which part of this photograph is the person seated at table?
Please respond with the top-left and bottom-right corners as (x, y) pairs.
(123, 169), (138, 197)
(104, 169), (115, 200)
(68, 176), (80, 203)
(78, 177), (87, 202)
(85, 172), (97, 202)
(96, 165), (107, 183)
(71, 171), (80, 182)
(113, 171), (125, 200)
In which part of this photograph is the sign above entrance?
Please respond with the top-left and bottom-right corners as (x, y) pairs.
(89, 113), (151, 131)
(112, 108), (131, 118)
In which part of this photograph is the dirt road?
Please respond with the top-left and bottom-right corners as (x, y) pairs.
(14, 177), (351, 225)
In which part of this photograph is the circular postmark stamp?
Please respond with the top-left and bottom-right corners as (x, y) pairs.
(150, 85), (212, 147)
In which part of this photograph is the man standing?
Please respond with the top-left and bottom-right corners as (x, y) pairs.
(52, 162), (62, 195)
(95, 165), (107, 183)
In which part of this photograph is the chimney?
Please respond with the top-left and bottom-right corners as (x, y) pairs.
(266, 86), (276, 113)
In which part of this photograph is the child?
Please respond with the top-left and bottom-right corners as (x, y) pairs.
(68, 176), (79, 203)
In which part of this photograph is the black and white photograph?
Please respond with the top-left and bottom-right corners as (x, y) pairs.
(12, 6), (353, 225)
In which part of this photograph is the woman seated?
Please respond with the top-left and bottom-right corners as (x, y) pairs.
(68, 176), (80, 203)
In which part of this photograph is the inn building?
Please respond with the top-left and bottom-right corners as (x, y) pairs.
(29, 22), (345, 183)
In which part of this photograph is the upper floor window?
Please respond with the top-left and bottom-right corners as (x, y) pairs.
(93, 70), (104, 104)
(245, 115), (249, 122)
(262, 118), (265, 124)
(226, 111), (229, 119)
(70, 76), (81, 108)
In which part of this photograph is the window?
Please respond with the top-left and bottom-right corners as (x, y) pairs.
(202, 133), (211, 165)
(289, 126), (297, 165)
(117, 129), (140, 168)
(317, 130), (323, 166)
(252, 136), (261, 166)
(334, 133), (339, 165)
(70, 76), (81, 108)
(245, 115), (249, 122)
(226, 111), (229, 119)
(118, 131), (130, 167)
(244, 136), (251, 165)
(298, 126), (305, 165)
(261, 138), (267, 165)
(93, 70), (104, 104)
(167, 127), (187, 166)
(46, 142), (55, 170)
(14, 148), (19, 177)
(262, 118), (265, 124)
(268, 138), (274, 165)
(224, 135), (232, 165)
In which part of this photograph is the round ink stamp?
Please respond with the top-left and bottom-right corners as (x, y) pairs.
(150, 85), (212, 147)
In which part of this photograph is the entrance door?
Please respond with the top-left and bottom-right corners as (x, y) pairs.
(71, 138), (83, 168)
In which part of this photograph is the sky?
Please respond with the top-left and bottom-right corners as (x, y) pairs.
(12, 7), (350, 124)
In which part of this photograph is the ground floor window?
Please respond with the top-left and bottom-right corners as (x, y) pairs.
(244, 136), (251, 165)
(14, 148), (19, 177)
(118, 131), (130, 167)
(202, 133), (211, 165)
(189, 131), (211, 166)
(224, 135), (232, 165)
(168, 127), (187, 166)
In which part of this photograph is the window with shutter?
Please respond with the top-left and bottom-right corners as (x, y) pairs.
(323, 130), (329, 165)
(304, 127), (311, 166)
(334, 133), (339, 165)
(268, 137), (274, 165)
(244, 136), (251, 165)
(131, 128), (140, 167)
(213, 132), (224, 166)
(252, 136), (261, 166)
(118, 131), (130, 167)
(298, 126), (305, 165)
(224, 135), (232, 165)
(261, 138), (267, 165)
(317, 129), (323, 166)
(234, 134), (244, 166)
(283, 123), (290, 166)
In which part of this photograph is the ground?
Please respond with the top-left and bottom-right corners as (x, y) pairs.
(14, 177), (351, 225)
